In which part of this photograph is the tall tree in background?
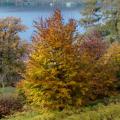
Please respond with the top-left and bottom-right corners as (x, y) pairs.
(0, 17), (27, 88)
(81, 0), (120, 42)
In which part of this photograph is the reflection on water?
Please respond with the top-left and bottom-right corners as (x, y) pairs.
(0, 7), (83, 41)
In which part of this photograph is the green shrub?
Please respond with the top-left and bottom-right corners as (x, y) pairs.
(2, 103), (120, 120)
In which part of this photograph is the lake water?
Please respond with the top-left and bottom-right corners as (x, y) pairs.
(0, 7), (83, 41)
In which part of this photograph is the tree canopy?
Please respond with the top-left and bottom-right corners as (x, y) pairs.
(19, 10), (119, 110)
(81, 0), (120, 42)
(0, 17), (27, 87)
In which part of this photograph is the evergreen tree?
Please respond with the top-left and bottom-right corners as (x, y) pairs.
(81, 0), (120, 42)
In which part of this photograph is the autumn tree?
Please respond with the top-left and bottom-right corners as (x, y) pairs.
(0, 17), (27, 88)
(80, 31), (107, 61)
(100, 42), (120, 90)
(21, 10), (82, 109)
(20, 10), (119, 110)
(77, 32), (117, 101)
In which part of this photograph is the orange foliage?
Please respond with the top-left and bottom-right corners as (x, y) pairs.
(19, 10), (119, 110)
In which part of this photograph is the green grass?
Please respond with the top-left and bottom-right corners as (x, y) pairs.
(2, 103), (120, 120)
(0, 87), (16, 95)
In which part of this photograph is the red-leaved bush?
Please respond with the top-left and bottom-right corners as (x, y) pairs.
(0, 94), (23, 118)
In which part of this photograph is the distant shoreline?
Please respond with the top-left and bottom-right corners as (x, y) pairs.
(0, 3), (84, 10)
(0, 5), (84, 12)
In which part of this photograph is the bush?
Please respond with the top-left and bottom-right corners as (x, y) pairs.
(3, 102), (120, 120)
(0, 94), (24, 118)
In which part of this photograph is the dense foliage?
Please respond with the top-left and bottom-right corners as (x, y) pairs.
(0, 17), (27, 87)
(0, 2), (120, 119)
(18, 10), (120, 110)
(81, 0), (120, 42)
